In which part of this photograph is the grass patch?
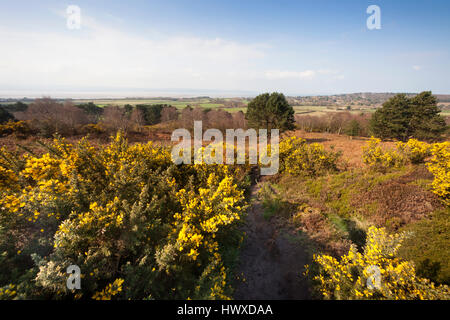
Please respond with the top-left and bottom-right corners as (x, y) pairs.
(399, 208), (450, 285)
(258, 182), (291, 220)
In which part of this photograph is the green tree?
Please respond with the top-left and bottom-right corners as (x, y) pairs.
(345, 119), (361, 137)
(0, 106), (15, 124)
(245, 92), (295, 131)
(370, 92), (447, 141)
(409, 91), (448, 141)
(77, 102), (103, 121)
(136, 104), (168, 125)
(2, 101), (28, 113)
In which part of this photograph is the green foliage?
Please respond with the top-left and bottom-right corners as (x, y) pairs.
(370, 91), (447, 141)
(409, 92), (448, 141)
(245, 92), (295, 132)
(0, 102), (28, 114)
(344, 119), (361, 137)
(399, 208), (450, 285)
(76, 102), (103, 121)
(136, 104), (169, 125)
(258, 183), (290, 220)
(0, 107), (14, 124)
(0, 133), (248, 300)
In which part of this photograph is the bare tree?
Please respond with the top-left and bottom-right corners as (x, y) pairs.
(180, 106), (194, 128)
(160, 106), (179, 122)
(15, 97), (89, 136)
(101, 105), (132, 133)
(232, 111), (247, 129)
(129, 108), (145, 132)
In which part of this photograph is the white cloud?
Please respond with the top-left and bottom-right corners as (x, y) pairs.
(264, 70), (316, 80)
(264, 69), (344, 81)
(0, 12), (267, 91)
(412, 65), (422, 71)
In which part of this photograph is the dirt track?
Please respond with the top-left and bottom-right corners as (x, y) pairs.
(233, 183), (311, 300)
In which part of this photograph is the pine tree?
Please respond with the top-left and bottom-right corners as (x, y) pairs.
(245, 92), (295, 132)
(370, 92), (447, 141)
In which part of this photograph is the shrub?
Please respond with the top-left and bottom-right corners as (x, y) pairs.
(307, 226), (450, 300)
(0, 132), (247, 300)
(0, 120), (33, 139)
(278, 137), (341, 176)
(396, 139), (431, 164)
(362, 137), (406, 170)
(80, 123), (106, 136)
(0, 107), (14, 124)
(426, 141), (450, 206)
(399, 209), (450, 285)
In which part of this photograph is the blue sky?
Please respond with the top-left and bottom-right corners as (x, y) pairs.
(0, 0), (449, 97)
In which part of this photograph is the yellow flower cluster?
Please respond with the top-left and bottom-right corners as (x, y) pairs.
(362, 138), (449, 205)
(396, 139), (431, 164)
(0, 132), (248, 300)
(309, 226), (450, 300)
(426, 142), (450, 206)
(92, 278), (124, 300)
(362, 137), (406, 170)
(0, 284), (17, 300)
(23, 153), (63, 181)
(0, 120), (32, 138)
(0, 165), (17, 190)
(170, 169), (245, 298)
(278, 137), (340, 176)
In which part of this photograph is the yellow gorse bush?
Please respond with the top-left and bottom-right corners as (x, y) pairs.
(426, 142), (450, 206)
(0, 132), (248, 300)
(0, 120), (33, 138)
(362, 137), (406, 170)
(278, 137), (341, 176)
(362, 138), (449, 205)
(92, 278), (124, 300)
(396, 139), (431, 164)
(308, 226), (450, 300)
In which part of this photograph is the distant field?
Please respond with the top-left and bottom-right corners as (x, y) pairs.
(293, 105), (377, 116)
(72, 98), (229, 110)
(70, 100), (380, 116)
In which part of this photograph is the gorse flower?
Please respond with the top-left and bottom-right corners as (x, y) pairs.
(426, 141), (450, 206)
(362, 137), (406, 170)
(0, 132), (248, 300)
(362, 138), (449, 205)
(277, 136), (341, 176)
(309, 226), (450, 300)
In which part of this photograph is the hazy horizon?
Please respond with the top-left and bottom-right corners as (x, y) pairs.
(2, 89), (450, 100)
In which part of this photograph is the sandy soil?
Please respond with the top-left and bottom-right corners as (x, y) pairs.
(233, 182), (311, 300)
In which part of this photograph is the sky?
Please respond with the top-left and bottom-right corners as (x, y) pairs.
(0, 0), (449, 98)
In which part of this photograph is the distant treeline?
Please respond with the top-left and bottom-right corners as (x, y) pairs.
(295, 112), (372, 137)
(1, 94), (448, 140)
(0, 98), (247, 138)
